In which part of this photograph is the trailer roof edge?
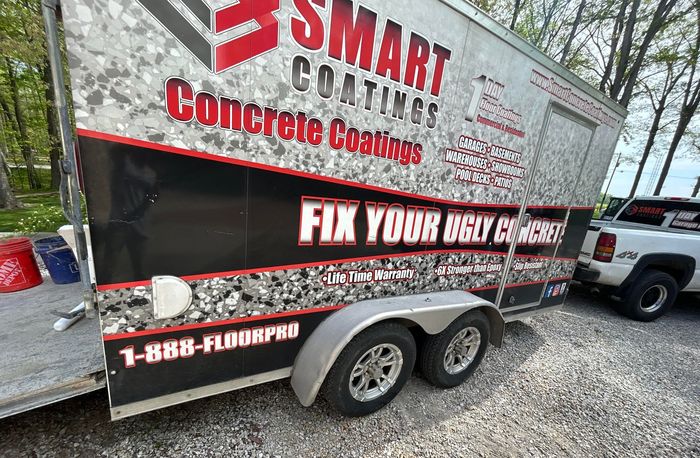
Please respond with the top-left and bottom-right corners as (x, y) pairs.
(440, 0), (628, 119)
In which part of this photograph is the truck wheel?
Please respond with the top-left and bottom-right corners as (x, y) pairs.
(323, 322), (416, 416)
(419, 310), (490, 388)
(622, 269), (678, 322)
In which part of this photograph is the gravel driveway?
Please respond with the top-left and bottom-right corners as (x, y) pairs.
(1, 289), (698, 457)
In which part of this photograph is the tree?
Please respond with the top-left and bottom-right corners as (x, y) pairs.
(628, 33), (692, 197)
(510, 0), (526, 30)
(500, 0), (622, 77)
(654, 5), (700, 195)
(559, 0), (587, 65)
(0, 0), (60, 193)
(0, 110), (18, 208)
(0, 150), (19, 209)
(591, 0), (681, 108)
(43, 60), (61, 189)
(4, 57), (41, 189)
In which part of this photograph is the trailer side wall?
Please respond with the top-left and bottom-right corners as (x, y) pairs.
(60, 0), (625, 416)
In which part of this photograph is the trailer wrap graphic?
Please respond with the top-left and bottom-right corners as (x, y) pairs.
(136, 0), (281, 74)
(61, 0), (625, 415)
(84, 130), (585, 407)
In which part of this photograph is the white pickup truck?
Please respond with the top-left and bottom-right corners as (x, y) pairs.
(574, 196), (700, 321)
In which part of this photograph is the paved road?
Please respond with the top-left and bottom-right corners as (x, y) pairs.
(1, 289), (698, 457)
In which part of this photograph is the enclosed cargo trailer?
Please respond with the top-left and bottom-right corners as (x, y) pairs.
(35, 0), (625, 419)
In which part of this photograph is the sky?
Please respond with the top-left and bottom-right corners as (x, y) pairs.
(603, 141), (700, 198)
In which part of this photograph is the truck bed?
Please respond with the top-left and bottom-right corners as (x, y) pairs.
(0, 280), (104, 419)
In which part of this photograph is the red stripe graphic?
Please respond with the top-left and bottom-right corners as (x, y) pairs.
(101, 276), (573, 341)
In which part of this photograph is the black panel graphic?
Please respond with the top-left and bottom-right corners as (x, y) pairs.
(104, 310), (333, 407)
(514, 207), (568, 257)
(557, 208), (595, 259)
(500, 282), (546, 307)
(79, 136), (247, 285)
(78, 135), (588, 287)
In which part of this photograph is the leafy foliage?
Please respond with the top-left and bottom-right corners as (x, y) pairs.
(0, 0), (56, 195)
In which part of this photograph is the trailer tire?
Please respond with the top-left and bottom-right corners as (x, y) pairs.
(323, 322), (416, 417)
(621, 269), (678, 322)
(419, 310), (489, 388)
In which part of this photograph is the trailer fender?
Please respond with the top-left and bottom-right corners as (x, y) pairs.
(290, 290), (503, 407)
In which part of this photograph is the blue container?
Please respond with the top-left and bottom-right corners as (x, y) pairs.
(34, 236), (80, 284)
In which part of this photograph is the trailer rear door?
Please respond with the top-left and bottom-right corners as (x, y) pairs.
(499, 104), (596, 313)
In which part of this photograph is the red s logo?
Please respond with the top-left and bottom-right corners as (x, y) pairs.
(138, 0), (280, 74)
(214, 0), (280, 72)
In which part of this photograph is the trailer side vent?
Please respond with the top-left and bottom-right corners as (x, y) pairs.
(152, 276), (193, 319)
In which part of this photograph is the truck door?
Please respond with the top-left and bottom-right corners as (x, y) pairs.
(498, 103), (596, 312)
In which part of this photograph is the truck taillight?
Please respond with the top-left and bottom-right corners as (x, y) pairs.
(593, 232), (616, 262)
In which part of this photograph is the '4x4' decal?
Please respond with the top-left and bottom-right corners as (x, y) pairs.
(615, 250), (639, 260)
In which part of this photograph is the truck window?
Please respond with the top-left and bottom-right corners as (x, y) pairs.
(616, 199), (700, 229)
(600, 197), (628, 220)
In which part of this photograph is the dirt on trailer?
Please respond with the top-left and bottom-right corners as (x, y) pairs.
(0, 289), (698, 457)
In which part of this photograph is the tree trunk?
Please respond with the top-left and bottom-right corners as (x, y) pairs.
(43, 62), (62, 190)
(510, 0), (524, 30)
(654, 3), (700, 194)
(599, 0), (627, 93)
(618, 0), (679, 107)
(654, 112), (691, 195)
(5, 58), (41, 190)
(0, 94), (20, 166)
(610, 0), (641, 101)
(560, 0), (586, 65)
(629, 106), (664, 197)
(0, 105), (19, 208)
(534, 0), (561, 48)
(692, 177), (700, 197)
(0, 151), (20, 209)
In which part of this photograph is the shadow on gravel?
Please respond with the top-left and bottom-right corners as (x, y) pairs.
(257, 318), (546, 442)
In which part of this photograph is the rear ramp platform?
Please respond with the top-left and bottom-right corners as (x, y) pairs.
(0, 280), (104, 419)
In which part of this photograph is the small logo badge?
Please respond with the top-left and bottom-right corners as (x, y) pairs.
(545, 285), (554, 298)
(0, 257), (25, 287)
(625, 204), (639, 216)
(553, 284), (561, 297)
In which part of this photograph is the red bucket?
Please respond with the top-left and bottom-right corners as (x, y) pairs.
(0, 237), (43, 293)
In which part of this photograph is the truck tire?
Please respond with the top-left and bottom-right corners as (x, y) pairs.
(323, 322), (416, 416)
(419, 310), (490, 388)
(622, 269), (678, 322)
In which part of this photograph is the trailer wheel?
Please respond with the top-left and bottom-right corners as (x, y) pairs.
(419, 310), (489, 388)
(622, 269), (678, 321)
(323, 322), (416, 416)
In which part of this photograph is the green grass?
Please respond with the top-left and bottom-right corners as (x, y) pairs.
(7, 166), (54, 193)
(0, 193), (69, 233)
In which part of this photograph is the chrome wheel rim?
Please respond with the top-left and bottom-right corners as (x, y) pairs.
(349, 344), (403, 402)
(640, 285), (668, 313)
(443, 327), (481, 375)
